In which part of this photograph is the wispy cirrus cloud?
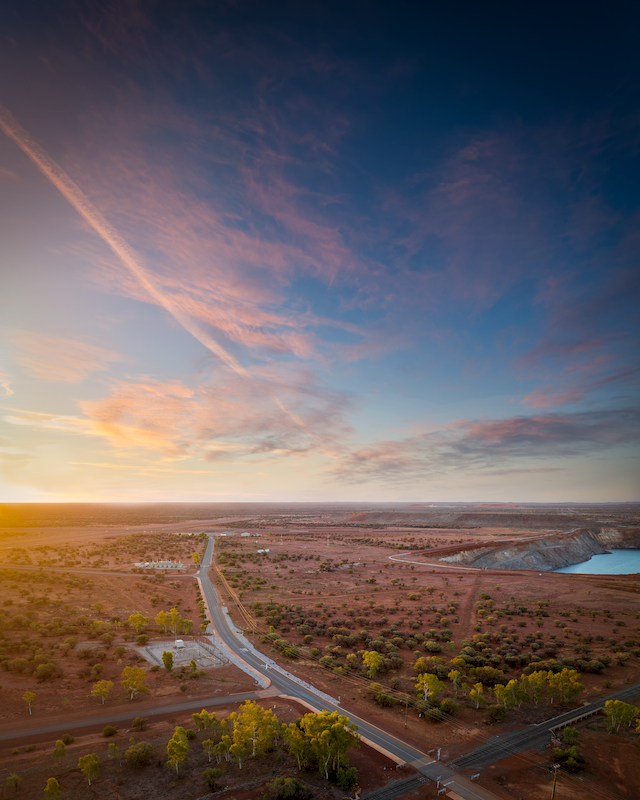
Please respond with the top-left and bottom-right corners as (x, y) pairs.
(328, 409), (640, 484)
(8, 330), (125, 383)
(522, 364), (640, 409)
(0, 368), (13, 399)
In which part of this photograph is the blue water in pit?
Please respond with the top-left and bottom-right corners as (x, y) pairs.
(553, 549), (640, 575)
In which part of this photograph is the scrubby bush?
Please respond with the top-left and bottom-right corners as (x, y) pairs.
(486, 705), (507, 723)
(125, 741), (154, 766)
(203, 766), (223, 790)
(34, 662), (58, 681)
(553, 746), (585, 773)
(439, 698), (461, 716)
(336, 766), (358, 790)
(102, 726), (117, 737)
(264, 776), (311, 799)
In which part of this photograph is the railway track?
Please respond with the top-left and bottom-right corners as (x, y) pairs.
(449, 682), (640, 770)
(362, 774), (429, 799)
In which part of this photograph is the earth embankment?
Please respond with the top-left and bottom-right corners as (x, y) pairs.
(597, 527), (640, 548)
(437, 529), (608, 571)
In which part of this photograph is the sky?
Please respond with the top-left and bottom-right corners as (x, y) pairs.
(0, 0), (639, 503)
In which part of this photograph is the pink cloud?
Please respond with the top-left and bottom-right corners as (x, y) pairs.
(521, 388), (586, 409)
(74, 365), (352, 459)
(9, 330), (125, 383)
(328, 409), (640, 484)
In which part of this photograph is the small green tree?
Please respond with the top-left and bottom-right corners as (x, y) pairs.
(162, 651), (174, 672)
(107, 742), (120, 765)
(192, 552), (201, 565)
(22, 691), (35, 714)
(193, 709), (217, 730)
(155, 610), (170, 633)
(202, 738), (215, 762)
(362, 651), (384, 678)
(120, 666), (149, 700)
(214, 734), (232, 763)
(548, 669), (584, 704)
(52, 740), (66, 764)
(166, 727), (189, 775)
(292, 710), (359, 780)
(231, 700), (278, 759)
(415, 673), (445, 703)
(6, 774), (21, 793)
(283, 722), (311, 770)
(604, 700), (640, 732)
(448, 669), (462, 694)
(469, 682), (487, 709)
(127, 613), (149, 633)
(44, 777), (60, 798)
(91, 680), (114, 705)
(78, 753), (99, 785)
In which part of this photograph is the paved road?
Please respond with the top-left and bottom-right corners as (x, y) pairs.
(197, 535), (501, 800)
(0, 564), (197, 578)
(7, 536), (578, 800)
(1, 691), (263, 743)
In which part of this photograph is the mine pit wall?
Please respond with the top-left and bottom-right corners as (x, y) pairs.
(437, 528), (640, 572)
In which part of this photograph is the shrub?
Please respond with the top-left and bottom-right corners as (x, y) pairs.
(439, 698), (462, 716)
(203, 766), (223, 790)
(486, 705), (507, 724)
(102, 726), (117, 737)
(265, 776), (311, 799)
(34, 662), (57, 681)
(185, 729), (197, 740)
(125, 741), (154, 766)
(553, 746), (585, 773)
(336, 766), (358, 790)
(131, 717), (148, 731)
(60, 734), (75, 745)
(374, 690), (394, 707)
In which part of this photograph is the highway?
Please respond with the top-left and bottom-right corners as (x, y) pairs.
(2, 538), (500, 798)
(196, 534), (502, 800)
(12, 537), (635, 799)
(1, 691), (264, 743)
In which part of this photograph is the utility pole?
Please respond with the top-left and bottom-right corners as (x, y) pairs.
(551, 763), (560, 800)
